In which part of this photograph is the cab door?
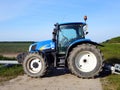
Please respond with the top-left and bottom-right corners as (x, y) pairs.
(58, 25), (77, 54)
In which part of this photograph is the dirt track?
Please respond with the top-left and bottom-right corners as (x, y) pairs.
(0, 69), (103, 90)
(2, 53), (18, 58)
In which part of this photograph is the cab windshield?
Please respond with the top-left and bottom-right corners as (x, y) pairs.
(58, 24), (85, 54)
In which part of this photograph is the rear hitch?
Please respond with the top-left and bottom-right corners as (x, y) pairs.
(104, 64), (120, 75)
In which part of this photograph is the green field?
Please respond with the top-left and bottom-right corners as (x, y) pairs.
(0, 42), (33, 54)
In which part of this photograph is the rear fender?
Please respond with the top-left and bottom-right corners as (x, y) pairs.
(66, 39), (103, 58)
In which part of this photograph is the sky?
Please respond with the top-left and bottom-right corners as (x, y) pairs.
(0, 0), (120, 42)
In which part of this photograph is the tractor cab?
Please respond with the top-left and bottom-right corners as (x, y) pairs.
(53, 22), (87, 54)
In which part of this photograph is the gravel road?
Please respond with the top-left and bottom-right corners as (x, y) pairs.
(0, 69), (103, 90)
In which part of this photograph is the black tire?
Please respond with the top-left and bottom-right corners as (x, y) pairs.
(68, 44), (103, 78)
(23, 52), (47, 78)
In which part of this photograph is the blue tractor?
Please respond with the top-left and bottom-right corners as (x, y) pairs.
(17, 16), (103, 78)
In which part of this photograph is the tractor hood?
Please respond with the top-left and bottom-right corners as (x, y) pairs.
(29, 40), (55, 52)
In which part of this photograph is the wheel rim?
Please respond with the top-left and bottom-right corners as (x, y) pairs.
(75, 51), (97, 72)
(27, 57), (42, 74)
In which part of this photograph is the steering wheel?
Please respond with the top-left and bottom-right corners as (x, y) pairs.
(60, 35), (69, 46)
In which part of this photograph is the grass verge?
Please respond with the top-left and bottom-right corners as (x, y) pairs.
(0, 65), (23, 82)
(100, 43), (120, 90)
(0, 55), (24, 82)
(101, 75), (120, 90)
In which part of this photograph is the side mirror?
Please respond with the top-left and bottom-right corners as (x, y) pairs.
(53, 28), (57, 34)
(52, 31), (56, 42)
(52, 29), (57, 42)
(52, 23), (59, 42)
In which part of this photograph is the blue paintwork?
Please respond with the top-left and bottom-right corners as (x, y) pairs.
(29, 40), (55, 52)
(29, 22), (92, 53)
(69, 38), (91, 47)
(29, 38), (98, 53)
(68, 38), (100, 49)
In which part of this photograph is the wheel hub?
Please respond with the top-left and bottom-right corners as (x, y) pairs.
(33, 62), (39, 68)
(83, 59), (87, 63)
(27, 58), (42, 74)
(75, 51), (97, 72)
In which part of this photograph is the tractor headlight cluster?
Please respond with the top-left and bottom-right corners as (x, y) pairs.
(83, 24), (88, 31)
(29, 44), (36, 52)
(83, 24), (88, 35)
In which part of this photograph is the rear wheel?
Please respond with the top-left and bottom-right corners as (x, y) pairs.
(23, 52), (47, 77)
(68, 44), (103, 78)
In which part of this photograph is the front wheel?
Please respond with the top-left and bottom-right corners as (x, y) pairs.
(68, 44), (103, 78)
(23, 52), (47, 78)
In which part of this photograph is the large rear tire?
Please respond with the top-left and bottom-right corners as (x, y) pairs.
(68, 44), (103, 78)
(23, 52), (47, 78)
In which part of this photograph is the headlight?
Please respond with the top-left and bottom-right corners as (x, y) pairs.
(29, 44), (36, 52)
(83, 24), (88, 31)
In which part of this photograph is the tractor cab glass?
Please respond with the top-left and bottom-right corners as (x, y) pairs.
(58, 24), (85, 54)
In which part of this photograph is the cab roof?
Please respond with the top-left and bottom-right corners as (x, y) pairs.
(59, 22), (86, 26)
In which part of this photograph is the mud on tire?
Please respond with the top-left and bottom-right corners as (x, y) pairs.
(68, 44), (103, 78)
